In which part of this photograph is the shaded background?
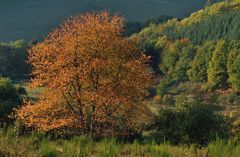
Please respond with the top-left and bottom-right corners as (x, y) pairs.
(0, 0), (212, 41)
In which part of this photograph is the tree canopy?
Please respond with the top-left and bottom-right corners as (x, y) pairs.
(16, 12), (153, 137)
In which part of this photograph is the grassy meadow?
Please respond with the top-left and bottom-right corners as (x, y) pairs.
(1, 127), (240, 157)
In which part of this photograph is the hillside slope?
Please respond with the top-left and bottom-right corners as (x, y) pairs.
(136, 0), (240, 45)
(133, 0), (240, 92)
(0, 0), (210, 41)
(132, 0), (240, 136)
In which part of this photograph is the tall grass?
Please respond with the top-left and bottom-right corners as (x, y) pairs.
(208, 139), (240, 157)
(0, 128), (240, 157)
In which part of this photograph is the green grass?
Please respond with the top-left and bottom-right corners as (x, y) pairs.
(0, 0), (209, 41)
(1, 127), (240, 157)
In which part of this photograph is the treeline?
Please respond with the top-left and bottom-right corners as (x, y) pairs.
(124, 15), (173, 36)
(154, 39), (240, 92)
(136, 0), (240, 44)
(164, 11), (240, 44)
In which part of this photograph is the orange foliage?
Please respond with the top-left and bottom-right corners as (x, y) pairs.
(16, 12), (153, 137)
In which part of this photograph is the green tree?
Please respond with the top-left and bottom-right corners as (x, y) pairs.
(173, 45), (195, 82)
(207, 41), (228, 89)
(0, 77), (25, 121)
(188, 41), (214, 82)
(228, 54), (240, 91)
(0, 78), (16, 98)
(160, 41), (182, 77)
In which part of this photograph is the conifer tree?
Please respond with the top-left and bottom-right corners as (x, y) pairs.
(228, 51), (240, 91)
(207, 41), (228, 88)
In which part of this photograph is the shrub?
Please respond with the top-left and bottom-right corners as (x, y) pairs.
(162, 94), (175, 106)
(227, 92), (239, 105)
(0, 77), (26, 123)
(153, 96), (229, 145)
(0, 78), (17, 100)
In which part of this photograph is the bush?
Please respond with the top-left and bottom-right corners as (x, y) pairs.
(162, 94), (175, 106)
(153, 96), (229, 145)
(0, 77), (26, 122)
(0, 78), (17, 100)
(227, 92), (239, 105)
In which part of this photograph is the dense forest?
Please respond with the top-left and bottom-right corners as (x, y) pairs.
(1, 0), (240, 156)
(134, 0), (240, 92)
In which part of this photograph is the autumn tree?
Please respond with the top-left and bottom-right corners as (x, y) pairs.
(16, 12), (152, 137)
